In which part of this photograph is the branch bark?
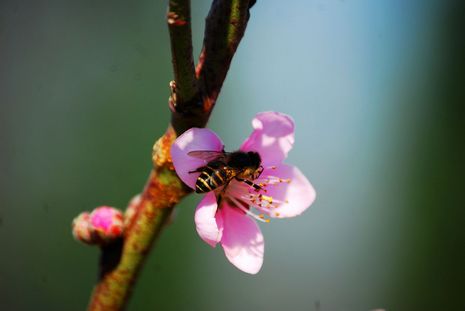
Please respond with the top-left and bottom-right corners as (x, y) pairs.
(88, 127), (189, 311)
(167, 0), (197, 107)
(196, 0), (255, 113)
(86, 1), (255, 310)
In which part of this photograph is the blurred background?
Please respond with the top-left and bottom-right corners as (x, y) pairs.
(1, 0), (464, 310)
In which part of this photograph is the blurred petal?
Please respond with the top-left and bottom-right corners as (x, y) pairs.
(220, 203), (264, 274)
(171, 128), (224, 189)
(240, 111), (295, 166)
(195, 192), (223, 247)
(261, 164), (316, 218)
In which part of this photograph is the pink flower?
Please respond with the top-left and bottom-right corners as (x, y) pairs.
(171, 112), (316, 274)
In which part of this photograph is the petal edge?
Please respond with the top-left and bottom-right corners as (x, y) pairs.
(240, 111), (295, 166)
(260, 164), (316, 218)
(220, 203), (264, 274)
(195, 192), (223, 247)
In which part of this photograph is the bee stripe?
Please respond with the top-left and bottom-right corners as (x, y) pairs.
(199, 172), (210, 180)
(214, 171), (225, 183)
(195, 183), (204, 192)
(204, 166), (215, 174)
(199, 172), (207, 178)
(209, 173), (221, 188)
(195, 181), (209, 193)
(199, 178), (213, 191)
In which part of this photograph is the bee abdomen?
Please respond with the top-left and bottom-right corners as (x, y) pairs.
(195, 167), (228, 193)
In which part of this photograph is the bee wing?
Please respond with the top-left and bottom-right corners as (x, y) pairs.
(187, 150), (227, 162)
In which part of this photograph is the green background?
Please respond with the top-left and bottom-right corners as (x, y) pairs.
(1, 0), (464, 310)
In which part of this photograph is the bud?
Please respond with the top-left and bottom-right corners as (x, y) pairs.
(72, 206), (124, 245)
(124, 194), (141, 227)
(89, 206), (124, 242)
(72, 212), (93, 244)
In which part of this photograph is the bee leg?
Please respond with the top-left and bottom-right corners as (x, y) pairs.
(254, 166), (264, 179)
(216, 193), (224, 206)
(236, 178), (263, 192)
(219, 179), (233, 196)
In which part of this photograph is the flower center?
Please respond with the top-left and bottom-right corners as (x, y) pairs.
(222, 165), (291, 222)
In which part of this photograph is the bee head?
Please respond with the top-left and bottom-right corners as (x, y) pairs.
(247, 151), (261, 169)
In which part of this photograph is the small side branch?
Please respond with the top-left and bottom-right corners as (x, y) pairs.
(167, 0), (197, 103)
(196, 0), (255, 112)
(167, 0), (201, 135)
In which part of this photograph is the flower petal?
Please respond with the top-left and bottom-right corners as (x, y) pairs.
(219, 202), (264, 274)
(171, 128), (224, 189)
(194, 192), (223, 247)
(261, 164), (316, 218)
(240, 111), (295, 166)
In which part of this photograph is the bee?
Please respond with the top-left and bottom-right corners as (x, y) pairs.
(188, 150), (264, 193)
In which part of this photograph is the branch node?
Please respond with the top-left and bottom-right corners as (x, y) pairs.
(167, 12), (187, 26)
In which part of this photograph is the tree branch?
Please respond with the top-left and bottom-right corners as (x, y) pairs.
(167, 0), (206, 136)
(167, 0), (197, 107)
(86, 1), (255, 310)
(196, 0), (255, 112)
(88, 127), (190, 311)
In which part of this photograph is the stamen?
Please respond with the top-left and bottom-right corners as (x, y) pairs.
(241, 192), (286, 211)
(260, 194), (273, 204)
(255, 175), (292, 186)
(223, 176), (289, 222)
(228, 196), (270, 223)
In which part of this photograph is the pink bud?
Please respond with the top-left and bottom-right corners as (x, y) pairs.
(72, 206), (124, 245)
(89, 206), (124, 242)
(72, 212), (94, 244)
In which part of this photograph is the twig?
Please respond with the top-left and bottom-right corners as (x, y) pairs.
(86, 1), (255, 310)
(196, 0), (256, 113)
(167, 0), (197, 109)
